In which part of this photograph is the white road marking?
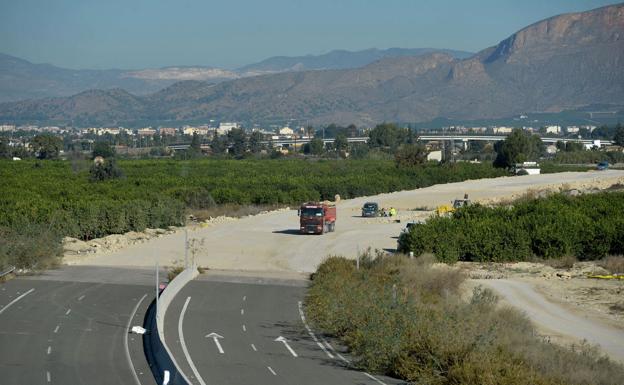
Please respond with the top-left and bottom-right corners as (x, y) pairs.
(251, 343), (257, 351)
(0, 288), (34, 315)
(179, 297), (208, 385)
(47, 346), (52, 355)
(124, 294), (147, 385)
(240, 308), (244, 315)
(46, 371), (51, 382)
(275, 336), (298, 357)
(297, 301), (333, 358)
(337, 353), (350, 364)
(242, 295), (246, 301)
(242, 324), (246, 332)
(205, 332), (225, 354)
(267, 366), (277, 376)
(77, 295), (85, 301)
(53, 325), (60, 334)
(364, 372), (388, 385)
(65, 309), (71, 316)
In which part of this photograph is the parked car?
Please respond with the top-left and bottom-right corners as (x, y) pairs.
(597, 161), (609, 170)
(361, 202), (380, 217)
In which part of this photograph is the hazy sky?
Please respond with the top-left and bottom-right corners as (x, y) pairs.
(0, 0), (617, 70)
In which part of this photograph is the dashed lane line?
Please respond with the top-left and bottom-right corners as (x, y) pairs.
(0, 288), (35, 315)
(65, 309), (71, 316)
(267, 366), (277, 376)
(53, 325), (60, 334)
(251, 344), (257, 352)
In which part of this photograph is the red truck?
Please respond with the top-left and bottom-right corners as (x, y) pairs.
(298, 202), (336, 234)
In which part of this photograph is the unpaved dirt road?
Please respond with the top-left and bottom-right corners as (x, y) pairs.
(479, 279), (624, 363)
(71, 170), (624, 272)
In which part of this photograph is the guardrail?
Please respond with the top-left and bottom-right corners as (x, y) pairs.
(144, 265), (199, 385)
(0, 266), (15, 279)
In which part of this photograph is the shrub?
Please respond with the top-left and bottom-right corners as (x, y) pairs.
(598, 256), (624, 274)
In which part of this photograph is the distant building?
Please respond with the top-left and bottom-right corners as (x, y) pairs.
(545, 125), (561, 134)
(427, 150), (443, 162)
(522, 126), (535, 133)
(566, 126), (580, 134)
(160, 127), (177, 136)
(545, 145), (558, 154)
(217, 122), (239, 135)
(469, 126), (487, 133)
(137, 128), (156, 136)
(279, 126), (294, 136)
(0, 124), (15, 132)
(492, 126), (513, 134)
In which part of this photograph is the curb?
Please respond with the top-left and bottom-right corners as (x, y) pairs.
(143, 266), (199, 385)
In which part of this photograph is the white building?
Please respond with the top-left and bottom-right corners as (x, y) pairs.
(0, 124), (15, 132)
(217, 122), (239, 136)
(279, 126), (294, 136)
(427, 150), (443, 162)
(545, 125), (561, 134)
(566, 126), (580, 134)
(492, 126), (513, 134)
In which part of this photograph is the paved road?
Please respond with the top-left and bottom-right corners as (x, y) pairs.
(164, 273), (403, 385)
(0, 266), (159, 385)
(479, 279), (624, 363)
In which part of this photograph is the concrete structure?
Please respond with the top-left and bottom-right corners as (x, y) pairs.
(427, 150), (443, 162)
(217, 122), (239, 135)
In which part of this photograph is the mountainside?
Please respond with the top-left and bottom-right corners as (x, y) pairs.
(1, 3), (623, 126)
(236, 47), (473, 74)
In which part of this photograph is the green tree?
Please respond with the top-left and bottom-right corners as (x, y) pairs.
(211, 135), (228, 155)
(32, 134), (62, 159)
(228, 128), (248, 157)
(92, 141), (115, 159)
(249, 131), (264, 153)
(190, 132), (201, 151)
(394, 143), (429, 167)
(89, 159), (123, 181)
(310, 137), (324, 155)
(0, 138), (10, 158)
(368, 123), (409, 150)
(493, 129), (543, 168)
(334, 133), (348, 152)
(613, 123), (624, 146)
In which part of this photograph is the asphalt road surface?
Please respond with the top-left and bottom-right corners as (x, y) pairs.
(164, 273), (403, 385)
(0, 266), (158, 385)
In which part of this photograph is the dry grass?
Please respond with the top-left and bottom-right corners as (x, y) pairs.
(190, 204), (285, 221)
(598, 256), (624, 274)
(542, 255), (578, 269)
(306, 253), (624, 385)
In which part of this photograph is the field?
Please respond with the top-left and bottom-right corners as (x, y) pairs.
(0, 158), (507, 269)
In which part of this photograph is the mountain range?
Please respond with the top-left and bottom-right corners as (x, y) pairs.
(0, 48), (472, 103)
(1, 3), (623, 127)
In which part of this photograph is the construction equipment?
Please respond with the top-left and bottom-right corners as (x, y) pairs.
(436, 194), (471, 215)
(298, 201), (337, 234)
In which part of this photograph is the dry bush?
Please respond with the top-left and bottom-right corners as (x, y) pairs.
(190, 204), (284, 221)
(598, 256), (624, 274)
(305, 254), (624, 385)
(542, 255), (578, 269)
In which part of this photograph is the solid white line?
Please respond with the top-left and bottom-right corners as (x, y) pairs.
(297, 301), (334, 358)
(179, 297), (207, 385)
(124, 294), (147, 385)
(336, 353), (351, 364)
(267, 366), (277, 376)
(78, 295), (85, 301)
(240, 308), (244, 315)
(46, 371), (51, 382)
(47, 346), (52, 355)
(0, 288), (34, 315)
(364, 372), (388, 385)
(251, 343), (257, 351)
(65, 309), (71, 316)
(53, 325), (60, 334)
(242, 324), (246, 332)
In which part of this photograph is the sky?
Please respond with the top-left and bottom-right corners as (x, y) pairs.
(0, 0), (618, 70)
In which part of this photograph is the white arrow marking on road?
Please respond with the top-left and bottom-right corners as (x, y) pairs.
(275, 336), (298, 357)
(205, 332), (225, 354)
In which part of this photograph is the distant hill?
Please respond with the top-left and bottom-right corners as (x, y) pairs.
(1, 3), (623, 126)
(236, 48), (473, 74)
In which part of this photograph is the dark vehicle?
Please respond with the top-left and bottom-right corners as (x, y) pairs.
(361, 202), (380, 217)
(597, 161), (609, 170)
